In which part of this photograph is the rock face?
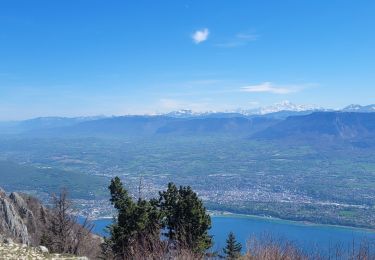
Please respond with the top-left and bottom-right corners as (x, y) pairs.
(0, 191), (30, 245)
(0, 188), (49, 246)
(0, 187), (101, 259)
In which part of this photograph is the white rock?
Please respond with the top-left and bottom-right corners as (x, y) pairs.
(38, 245), (49, 253)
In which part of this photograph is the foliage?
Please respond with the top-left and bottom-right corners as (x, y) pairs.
(223, 231), (242, 259)
(158, 182), (212, 253)
(104, 177), (212, 258)
(104, 177), (162, 259)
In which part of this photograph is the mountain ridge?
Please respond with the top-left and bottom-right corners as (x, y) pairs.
(251, 112), (375, 142)
(0, 104), (374, 139)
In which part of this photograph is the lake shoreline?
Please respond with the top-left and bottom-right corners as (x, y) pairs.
(89, 210), (375, 234)
(208, 210), (375, 234)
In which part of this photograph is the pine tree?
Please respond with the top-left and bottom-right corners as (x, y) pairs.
(158, 182), (212, 253)
(104, 178), (213, 258)
(105, 177), (161, 259)
(223, 232), (242, 259)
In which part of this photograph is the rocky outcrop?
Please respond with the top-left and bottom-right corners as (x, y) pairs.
(0, 187), (101, 259)
(0, 191), (30, 245)
(0, 188), (49, 246)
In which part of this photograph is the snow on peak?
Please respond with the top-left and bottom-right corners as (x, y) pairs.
(343, 104), (375, 112)
(235, 101), (322, 115)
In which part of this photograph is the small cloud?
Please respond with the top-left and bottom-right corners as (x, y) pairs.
(236, 32), (258, 41)
(216, 31), (258, 48)
(192, 28), (209, 44)
(241, 82), (297, 94)
(215, 41), (247, 48)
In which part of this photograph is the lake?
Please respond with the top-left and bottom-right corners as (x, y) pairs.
(89, 214), (375, 254)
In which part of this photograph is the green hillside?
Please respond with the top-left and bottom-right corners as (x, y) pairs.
(0, 160), (107, 199)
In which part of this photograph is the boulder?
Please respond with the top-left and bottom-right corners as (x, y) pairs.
(38, 245), (49, 253)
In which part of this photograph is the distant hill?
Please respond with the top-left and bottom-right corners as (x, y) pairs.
(157, 117), (277, 135)
(41, 116), (176, 137)
(257, 110), (320, 119)
(252, 112), (375, 142)
(0, 161), (107, 199)
(16, 116), (279, 137)
(0, 116), (104, 135)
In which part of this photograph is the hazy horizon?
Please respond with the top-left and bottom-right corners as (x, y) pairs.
(0, 100), (374, 121)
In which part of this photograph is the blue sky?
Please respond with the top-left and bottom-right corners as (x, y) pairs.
(0, 0), (374, 120)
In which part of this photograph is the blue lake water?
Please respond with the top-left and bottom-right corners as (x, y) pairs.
(89, 214), (375, 254)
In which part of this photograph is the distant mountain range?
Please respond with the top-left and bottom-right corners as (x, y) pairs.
(235, 100), (326, 115)
(341, 104), (375, 113)
(163, 102), (375, 118)
(13, 116), (279, 137)
(164, 101), (325, 118)
(0, 116), (105, 134)
(252, 112), (375, 141)
(156, 117), (277, 135)
(0, 104), (374, 143)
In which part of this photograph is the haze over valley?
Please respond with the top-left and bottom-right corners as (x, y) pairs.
(1, 103), (375, 229)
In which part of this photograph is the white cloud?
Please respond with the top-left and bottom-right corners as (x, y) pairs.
(236, 32), (258, 41)
(192, 28), (209, 44)
(216, 32), (258, 48)
(241, 82), (297, 94)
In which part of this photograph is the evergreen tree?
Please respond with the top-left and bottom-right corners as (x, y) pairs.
(105, 177), (161, 259)
(104, 178), (213, 258)
(158, 182), (212, 253)
(223, 232), (242, 259)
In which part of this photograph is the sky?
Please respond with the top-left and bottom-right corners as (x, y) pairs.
(0, 0), (375, 120)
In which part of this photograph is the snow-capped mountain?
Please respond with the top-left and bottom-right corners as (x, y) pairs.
(164, 109), (215, 118)
(163, 102), (375, 118)
(342, 104), (375, 113)
(165, 101), (324, 118)
(233, 101), (324, 115)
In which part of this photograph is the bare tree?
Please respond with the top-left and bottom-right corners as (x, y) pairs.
(41, 188), (96, 256)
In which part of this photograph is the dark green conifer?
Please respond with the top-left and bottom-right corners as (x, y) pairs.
(158, 182), (212, 253)
(223, 231), (242, 259)
(104, 178), (212, 258)
(105, 177), (161, 259)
